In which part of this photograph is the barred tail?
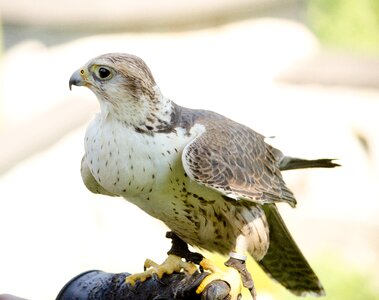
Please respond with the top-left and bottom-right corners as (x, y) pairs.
(257, 204), (325, 296)
(279, 156), (340, 171)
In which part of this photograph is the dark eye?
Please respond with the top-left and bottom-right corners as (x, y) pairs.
(98, 67), (111, 79)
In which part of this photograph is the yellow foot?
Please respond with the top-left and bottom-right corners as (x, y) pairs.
(196, 258), (242, 300)
(125, 254), (198, 286)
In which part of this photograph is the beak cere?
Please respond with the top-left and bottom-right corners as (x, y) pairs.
(69, 69), (85, 90)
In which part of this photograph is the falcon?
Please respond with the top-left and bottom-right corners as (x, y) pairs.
(69, 53), (337, 299)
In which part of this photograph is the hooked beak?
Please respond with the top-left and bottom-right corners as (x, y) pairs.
(69, 69), (85, 90)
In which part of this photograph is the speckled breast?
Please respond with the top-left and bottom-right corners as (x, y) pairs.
(84, 115), (200, 202)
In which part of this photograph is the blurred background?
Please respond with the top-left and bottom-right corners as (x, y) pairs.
(0, 0), (378, 299)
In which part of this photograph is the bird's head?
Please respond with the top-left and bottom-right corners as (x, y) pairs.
(69, 53), (174, 131)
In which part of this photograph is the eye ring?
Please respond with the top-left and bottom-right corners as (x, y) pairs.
(98, 67), (111, 79)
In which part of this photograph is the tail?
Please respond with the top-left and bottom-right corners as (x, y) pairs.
(258, 204), (325, 296)
(279, 156), (340, 171)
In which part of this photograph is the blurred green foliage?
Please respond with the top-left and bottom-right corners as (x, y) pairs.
(278, 254), (379, 300)
(207, 251), (378, 299)
(307, 0), (379, 54)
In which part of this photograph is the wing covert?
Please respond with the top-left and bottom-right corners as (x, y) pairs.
(182, 118), (296, 207)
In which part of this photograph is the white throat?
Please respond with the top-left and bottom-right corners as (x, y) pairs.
(96, 85), (173, 130)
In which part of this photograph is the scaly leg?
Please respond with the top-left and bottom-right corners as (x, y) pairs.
(125, 254), (198, 285)
(196, 235), (257, 300)
(166, 231), (204, 264)
(125, 232), (201, 286)
(225, 256), (257, 300)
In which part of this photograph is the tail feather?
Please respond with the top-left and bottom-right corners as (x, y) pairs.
(258, 204), (325, 296)
(279, 156), (340, 171)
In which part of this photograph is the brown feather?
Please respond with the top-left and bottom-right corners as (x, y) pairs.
(181, 108), (297, 207)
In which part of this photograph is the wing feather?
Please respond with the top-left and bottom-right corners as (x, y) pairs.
(182, 117), (296, 207)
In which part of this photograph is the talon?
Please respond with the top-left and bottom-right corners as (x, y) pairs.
(125, 271), (151, 286)
(196, 258), (242, 300)
(144, 258), (159, 270)
(200, 258), (222, 273)
(125, 254), (198, 285)
(151, 273), (159, 282)
(125, 276), (136, 286)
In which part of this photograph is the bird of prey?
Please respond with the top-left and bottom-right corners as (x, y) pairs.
(69, 53), (338, 299)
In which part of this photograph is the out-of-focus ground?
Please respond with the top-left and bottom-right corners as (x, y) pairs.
(0, 1), (378, 299)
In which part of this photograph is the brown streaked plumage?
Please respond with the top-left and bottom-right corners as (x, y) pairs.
(70, 53), (338, 298)
(181, 113), (296, 207)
